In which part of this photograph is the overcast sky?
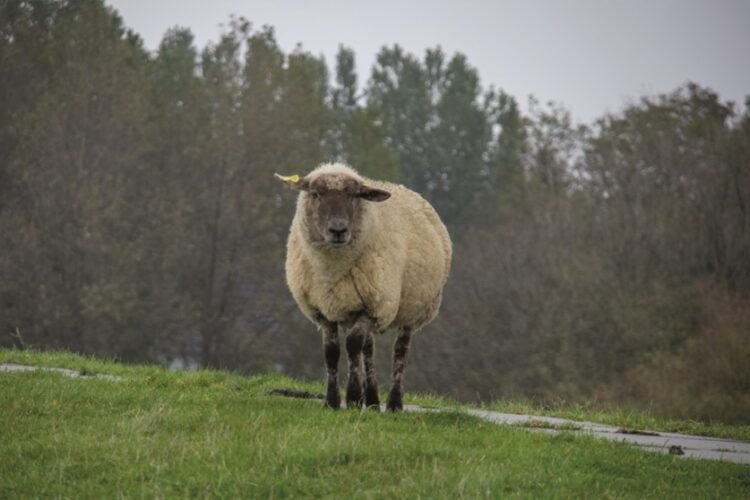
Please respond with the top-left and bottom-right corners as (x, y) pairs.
(108, 0), (750, 123)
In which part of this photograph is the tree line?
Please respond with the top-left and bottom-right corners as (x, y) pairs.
(1, 0), (748, 422)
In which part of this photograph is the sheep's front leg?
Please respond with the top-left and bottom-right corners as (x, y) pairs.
(345, 315), (375, 409)
(362, 332), (380, 410)
(386, 328), (412, 412)
(319, 316), (341, 409)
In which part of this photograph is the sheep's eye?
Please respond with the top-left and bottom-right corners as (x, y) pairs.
(311, 192), (320, 200)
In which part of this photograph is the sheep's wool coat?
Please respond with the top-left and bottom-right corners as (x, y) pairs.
(285, 163), (452, 333)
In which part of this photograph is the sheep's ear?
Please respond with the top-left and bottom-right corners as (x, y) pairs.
(274, 173), (310, 191)
(358, 185), (391, 202)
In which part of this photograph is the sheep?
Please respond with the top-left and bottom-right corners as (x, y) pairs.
(275, 163), (452, 411)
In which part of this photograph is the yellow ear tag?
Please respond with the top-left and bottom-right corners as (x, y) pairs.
(275, 173), (300, 184)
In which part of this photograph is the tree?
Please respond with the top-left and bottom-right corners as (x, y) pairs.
(583, 83), (747, 287)
(525, 97), (580, 195)
(484, 89), (527, 216)
(332, 46), (399, 181)
(0, 0), (158, 359)
(145, 26), (212, 363)
(367, 45), (433, 193)
(187, 18), (252, 368)
(427, 52), (490, 228)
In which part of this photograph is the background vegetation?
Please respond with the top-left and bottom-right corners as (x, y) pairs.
(2, 0), (749, 423)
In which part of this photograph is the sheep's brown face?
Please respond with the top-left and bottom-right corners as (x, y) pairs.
(307, 175), (391, 247)
(276, 172), (390, 248)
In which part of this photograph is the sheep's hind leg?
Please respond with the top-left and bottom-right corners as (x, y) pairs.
(362, 331), (380, 410)
(345, 315), (375, 409)
(319, 317), (341, 409)
(386, 328), (412, 412)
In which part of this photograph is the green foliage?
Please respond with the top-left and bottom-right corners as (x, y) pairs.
(368, 45), (434, 193)
(332, 45), (400, 181)
(1, 0), (157, 357)
(484, 90), (527, 214)
(429, 53), (491, 227)
(367, 46), (496, 230)
(608, 288), (750, 424)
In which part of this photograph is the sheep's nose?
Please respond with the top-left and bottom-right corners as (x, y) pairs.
(328, 221), (349, 241)
(329, 226), (348, 238)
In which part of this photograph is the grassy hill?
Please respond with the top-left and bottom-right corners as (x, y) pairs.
(1, 349), (748, 498)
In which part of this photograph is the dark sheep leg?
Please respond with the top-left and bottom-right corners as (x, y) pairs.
(386, 328), (412, 412)
(345, 315), (375, 409)
(362, 331), (380, 410)
(319, 316), (341, 409)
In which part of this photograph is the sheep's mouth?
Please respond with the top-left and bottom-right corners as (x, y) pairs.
(326, 235), (351, 247)
(328, 238), (350, 247)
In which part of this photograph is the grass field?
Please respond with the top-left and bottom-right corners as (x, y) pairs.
(1, 349), (748, 498)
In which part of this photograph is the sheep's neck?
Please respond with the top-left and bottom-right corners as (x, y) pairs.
(308, 239), (364, 276)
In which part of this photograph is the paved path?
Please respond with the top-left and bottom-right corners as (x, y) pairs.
(406, 406), (750, 465)
(0, 363), (123, 381)
(3, 363), (748, 464)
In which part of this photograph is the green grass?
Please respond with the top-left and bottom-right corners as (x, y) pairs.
(1, 349), (749, 498)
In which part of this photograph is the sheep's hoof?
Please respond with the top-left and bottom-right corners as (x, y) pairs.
(386, 398), (403, 412)
(345, 380), (363, 409)
(386, 387), (403, 412)
(386, 400), (403, 412)
(345, 388), (364, 409)
(325, 399), (341, 410)
(325, 388), (341, 410)
(364, 385), (380, 409)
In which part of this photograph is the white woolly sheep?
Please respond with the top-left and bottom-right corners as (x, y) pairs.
(275, 163), (452, 411)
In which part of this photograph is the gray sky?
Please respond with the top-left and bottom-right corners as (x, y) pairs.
(108, 0), (750, 123)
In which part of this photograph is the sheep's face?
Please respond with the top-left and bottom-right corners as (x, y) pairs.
(276, 172), (390, 248)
